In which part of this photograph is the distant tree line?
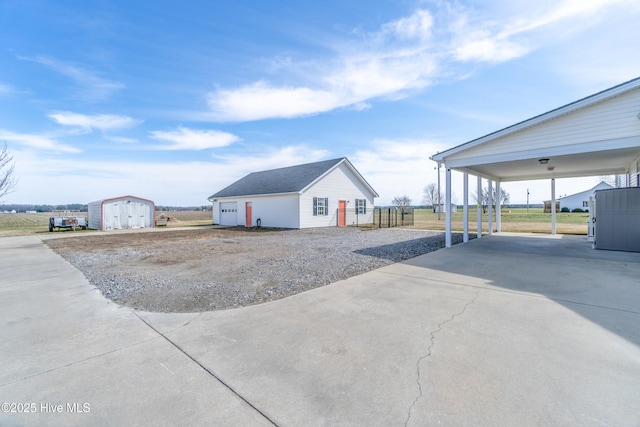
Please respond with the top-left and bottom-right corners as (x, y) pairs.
(1, 204), (213, 212)
(0, 204), (88, 212)
(156, 205), (211, 211)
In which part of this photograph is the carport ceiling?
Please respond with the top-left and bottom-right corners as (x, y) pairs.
(452, 145), (640, 182)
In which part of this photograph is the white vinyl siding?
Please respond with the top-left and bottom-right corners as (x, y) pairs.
(447, 89), (640, 163)
(213, 194), (300, 228)
(299, 162), (375, 228)
(628, 158), (639, 187)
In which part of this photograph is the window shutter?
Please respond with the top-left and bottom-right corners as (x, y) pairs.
(355, 199), (358, 214)
(325, 198), (329, 216)
(313, 197), (317, 216)
(364, 199), (367, 214)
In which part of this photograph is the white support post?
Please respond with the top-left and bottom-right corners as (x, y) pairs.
(551, 178), (556, 235)
(496, 181), (501, 233)
(477, 176), (482, 238)
(445, 167), (452, 248)
(488, 179), (493, 235)
(463, 172), (469, 243)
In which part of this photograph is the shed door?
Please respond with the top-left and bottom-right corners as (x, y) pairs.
(220, 202), (238, 226)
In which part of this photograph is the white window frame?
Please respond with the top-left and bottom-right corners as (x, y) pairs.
(313, 197), (328, 216)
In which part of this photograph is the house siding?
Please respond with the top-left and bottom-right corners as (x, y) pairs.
(628, 157), (640, 187)
(448, 89), (640, 162)
(550, 182), (613, 211)
(299, 162), (375, 228)
(213, 194), (300, 228)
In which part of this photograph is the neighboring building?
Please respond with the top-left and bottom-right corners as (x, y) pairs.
(88, 195), (156, 230)
(208, 158), (378, 229)
(543, 182), (613, 212)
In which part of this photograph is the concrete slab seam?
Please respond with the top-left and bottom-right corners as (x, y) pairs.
(133, 312), (279, 427)
(404, 289), (480, 427)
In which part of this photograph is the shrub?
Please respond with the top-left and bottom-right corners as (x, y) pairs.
(561, 207), (570, 212)
(571, 208), (584, 213)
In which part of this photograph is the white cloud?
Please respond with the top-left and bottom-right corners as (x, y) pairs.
(106, 136), (139, 144)
(48, 111), (140, 130)
(0, 83), (13, 95)
(449, 0), (633, 63)
(381, 9), (433, 41)
(21, 56), (124, 102)
(8, 145), (330, 205)
(351, 138), (450, 205)
(150, 126), (241, 150)
(0, 130), (80, 153)
(205, 0), (634, 122)
(208, 82), (343, 122)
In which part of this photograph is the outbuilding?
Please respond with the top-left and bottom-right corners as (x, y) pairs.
(431, 76), (640, 248)
(88, 195), (156, 230)
(543, 181), (613, 212)
(208, 157), (378, 229)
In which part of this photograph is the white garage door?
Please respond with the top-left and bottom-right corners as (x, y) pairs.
(219, 202), (238, 226)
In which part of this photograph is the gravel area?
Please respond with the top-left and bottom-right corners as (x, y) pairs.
(46, 227), (468, 313)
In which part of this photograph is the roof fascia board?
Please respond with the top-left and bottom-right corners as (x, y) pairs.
(445, 136), (640, 169)
(431, 77), (640, 162)
(208, 191), (297, 202)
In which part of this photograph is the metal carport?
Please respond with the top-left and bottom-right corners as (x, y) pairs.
(431, 76), (640, 247)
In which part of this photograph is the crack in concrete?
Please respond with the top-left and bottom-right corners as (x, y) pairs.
(404, 290), (479, 427)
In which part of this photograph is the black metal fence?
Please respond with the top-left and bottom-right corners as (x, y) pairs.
(373, 207), (414, 228)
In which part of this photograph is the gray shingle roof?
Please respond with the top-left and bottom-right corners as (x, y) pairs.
(209, 158), (347, 199)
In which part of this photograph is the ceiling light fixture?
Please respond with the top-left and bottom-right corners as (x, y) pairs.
(539, 158), (549, 164)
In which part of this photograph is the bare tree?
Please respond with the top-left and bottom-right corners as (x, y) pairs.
(422, 183), (444, 212)
(474, 187), (509, 213)
(0, 142), (17, 201)
(392, 195), (412, 207)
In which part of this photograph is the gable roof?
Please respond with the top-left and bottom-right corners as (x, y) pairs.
(430, 76), (640, 182)
(432, 76), (640, 161)
(544, 181), (613, 203)
(208, 157), (378, 199)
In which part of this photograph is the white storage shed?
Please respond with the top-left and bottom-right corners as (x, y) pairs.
(88, 195), (156, 230)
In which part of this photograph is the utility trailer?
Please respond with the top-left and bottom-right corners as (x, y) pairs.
(49, 216), (88, 232)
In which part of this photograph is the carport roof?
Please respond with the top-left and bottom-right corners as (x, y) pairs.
(431, 77), (640, 181)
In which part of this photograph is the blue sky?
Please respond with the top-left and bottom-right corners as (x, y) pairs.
(1, 0), (639, 206)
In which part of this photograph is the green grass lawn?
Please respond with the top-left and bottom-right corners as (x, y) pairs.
(410, 208), (589, 234)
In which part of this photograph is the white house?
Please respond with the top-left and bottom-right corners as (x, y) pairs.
(207, 158), (379, 229)
(543, 182), (613, 212)
(88, 195), (156, 230)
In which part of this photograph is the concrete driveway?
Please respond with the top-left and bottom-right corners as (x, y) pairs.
(1, 233), (639, 426)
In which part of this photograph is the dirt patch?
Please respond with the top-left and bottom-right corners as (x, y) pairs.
(45, 227), (460, 313)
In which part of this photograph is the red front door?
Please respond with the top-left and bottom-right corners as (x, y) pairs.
(245, 202), (252, 227)
(338, 200), (346, 227)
